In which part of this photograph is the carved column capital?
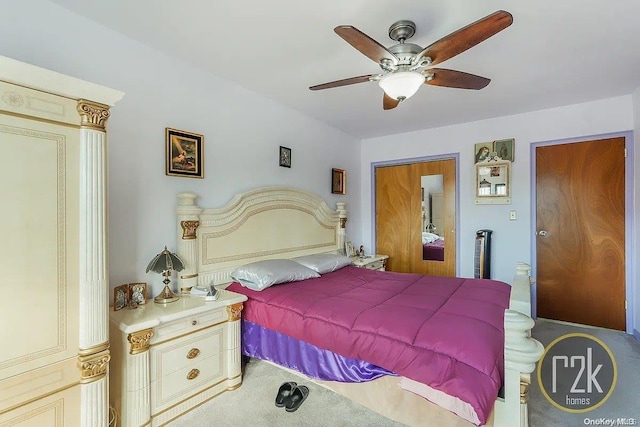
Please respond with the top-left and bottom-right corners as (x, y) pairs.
(340, 217), (347, 228)
(227, 303), (244, 321)
(77, 100), (111, 131)
(128, 329), (154, 355)
(180, 220), (200, 240)
(78, 349), (111, 384)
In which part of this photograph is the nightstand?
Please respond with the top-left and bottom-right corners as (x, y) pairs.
(351, 254), (389, 271)
(109, 290), (247, 427)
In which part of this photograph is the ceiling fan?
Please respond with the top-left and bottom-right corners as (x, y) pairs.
(309, 10), (513, 110)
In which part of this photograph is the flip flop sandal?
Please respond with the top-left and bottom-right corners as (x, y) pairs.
(275, 381), (297, 407)
(284, 385), (309, 413)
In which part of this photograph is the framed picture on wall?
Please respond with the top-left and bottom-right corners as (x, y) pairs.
(475, 138), (515, 163)
(166, 127), (204, 178)
(474, 142), (493, 163)
(332, 168), (346, 194)
(279, 146), (292, 168)
(494, 138), (514, 162)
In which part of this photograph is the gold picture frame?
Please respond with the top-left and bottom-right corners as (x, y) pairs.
(166, 127), (204, 178)
(113, 284), (130, 311)
(332, 168), (346, 194)
(129, 282), (148, 306)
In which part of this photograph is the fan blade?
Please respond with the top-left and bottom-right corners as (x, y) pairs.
(417, 10), (513, 66)
(335, 26), (398, 65)
(383, 93), (400, 110)
(425, 68), (490, 90)
(309, 74), (376, 91)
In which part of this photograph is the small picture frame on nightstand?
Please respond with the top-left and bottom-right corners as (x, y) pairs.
(113, 284), (129, 311)
(345, 241), (355, 257)
(129, 283), (148, 306)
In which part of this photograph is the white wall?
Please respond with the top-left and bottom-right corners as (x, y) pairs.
(0, 0), (361, 297)
(633, 87), (640, 338)
(360, 96), (635, 288)
(1, 2), (637, 332)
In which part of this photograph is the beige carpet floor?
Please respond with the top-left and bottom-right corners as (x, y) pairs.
(166, 319), (640, 427)
(167, 358), (405, 427)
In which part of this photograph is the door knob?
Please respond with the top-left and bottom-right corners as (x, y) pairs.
(536, 230), (549, 237)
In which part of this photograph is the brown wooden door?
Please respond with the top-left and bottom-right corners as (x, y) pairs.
(375, 159), (456, 276)
(536, 137), (625, 330)
(375, 164), (413, 272)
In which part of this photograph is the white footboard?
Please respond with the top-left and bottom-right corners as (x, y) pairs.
(493, 263), (544, 427)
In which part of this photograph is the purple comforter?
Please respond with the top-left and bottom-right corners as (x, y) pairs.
(227, 266), (510, 424)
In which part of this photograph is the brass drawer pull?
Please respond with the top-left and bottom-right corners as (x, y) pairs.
(187, 348), (200, 359)
(187, 369), (200, 380)
(191, 320), (198, 326)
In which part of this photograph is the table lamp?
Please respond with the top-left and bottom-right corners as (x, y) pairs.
(146, 246), (185, 304)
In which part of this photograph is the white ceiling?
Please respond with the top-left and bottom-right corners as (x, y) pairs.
(51, 0), (640, 139)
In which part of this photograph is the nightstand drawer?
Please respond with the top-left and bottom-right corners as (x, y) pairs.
(150, 353), (224, 414)
(150, 326), (224, 379)
(151, 306), (227, 344)
(364, 260), (384, 270)
(351, 254), (388, 271)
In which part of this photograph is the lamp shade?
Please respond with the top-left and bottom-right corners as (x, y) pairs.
(146, 246), (185, 274)
(378, 71), (425, 101)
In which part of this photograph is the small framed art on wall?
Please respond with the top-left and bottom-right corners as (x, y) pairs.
(166, 127), (204, 178)
(332, 168), (346, 194)
(279, 146), (292, 168)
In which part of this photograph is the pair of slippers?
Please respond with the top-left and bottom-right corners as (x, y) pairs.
(275, 381), (309, 412)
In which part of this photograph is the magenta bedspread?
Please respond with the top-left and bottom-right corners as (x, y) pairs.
(227, 266), (510, 424)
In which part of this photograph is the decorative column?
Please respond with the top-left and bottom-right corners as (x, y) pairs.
(336, 202), (347, 254)
(225, 303), (244, 390)
(123, 329), (153, 426)
(77, 100), (111, 427)
(176, 192), (203, 292)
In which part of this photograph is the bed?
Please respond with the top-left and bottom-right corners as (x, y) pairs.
(422, 232), (445, 261)
(173, 186), (543, 427)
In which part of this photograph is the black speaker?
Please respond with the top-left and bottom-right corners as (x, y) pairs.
(474, 229), (493, 279)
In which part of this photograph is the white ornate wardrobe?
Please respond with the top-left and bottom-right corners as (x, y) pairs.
(0, 55), (124, 426)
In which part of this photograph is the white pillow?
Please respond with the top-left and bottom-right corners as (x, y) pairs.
(422, 232), (440, 244)
(230, 259), (320, 291)
(292, 253), (353, 274)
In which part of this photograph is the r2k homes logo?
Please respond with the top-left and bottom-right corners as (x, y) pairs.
(538, 333), (617, 412)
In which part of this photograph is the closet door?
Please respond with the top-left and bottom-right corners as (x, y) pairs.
(0, 98), (81, 422)
(375, 164), (413, 272)
(375, 159), (456, 276)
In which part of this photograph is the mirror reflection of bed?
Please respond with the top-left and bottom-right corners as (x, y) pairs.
(175, 186), (543, 427)
(421, 174), (445, 261)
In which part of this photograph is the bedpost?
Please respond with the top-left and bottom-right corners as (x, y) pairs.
(336, 202), (347, 254)
(176, 192), (203, 293)
(495, 263), (544, 427)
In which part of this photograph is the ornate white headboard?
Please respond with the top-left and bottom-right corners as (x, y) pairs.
(175, 186), (347, 290)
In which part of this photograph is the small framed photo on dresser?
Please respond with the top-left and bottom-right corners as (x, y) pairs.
(113, 284), (130, 311)
(129, 283), (148, 306)
(345, 241), (355, 257)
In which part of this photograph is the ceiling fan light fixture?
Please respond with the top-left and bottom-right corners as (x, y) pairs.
(378, 71), (425, 101)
